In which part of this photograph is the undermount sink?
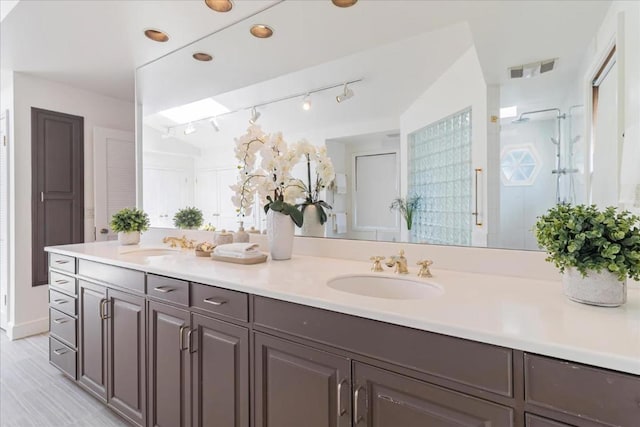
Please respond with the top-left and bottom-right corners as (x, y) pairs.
(118, 247), (181, 257)
(326, 274), (442, 300)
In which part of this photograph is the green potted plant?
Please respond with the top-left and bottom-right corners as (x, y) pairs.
(110, 207), (150, 245)
(535, 204), (640, 307)
(390, 195), (422, 232)
(173, 206), (204, 230)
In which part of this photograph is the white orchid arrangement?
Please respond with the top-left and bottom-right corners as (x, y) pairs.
(231, 125), (305, 227)
(294, 139), (335, 225)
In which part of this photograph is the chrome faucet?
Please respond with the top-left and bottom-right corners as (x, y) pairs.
(386, 250), (409, 274)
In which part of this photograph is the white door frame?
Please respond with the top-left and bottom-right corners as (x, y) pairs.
(0, 110), (10, 330)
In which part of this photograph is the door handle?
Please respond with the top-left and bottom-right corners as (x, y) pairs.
(179, 325), (189, 351)
(203, 297), (227, 306)
(354, 385), (366, 424)
(99, 298), (110, 320)
(187, 328), (197, 353)
(41, 192), (44, 202)
(337, 378), (348, 417)
(52, 318), (68, 324)
(100, 228), (109, 234)
(153, 286), (174, 293)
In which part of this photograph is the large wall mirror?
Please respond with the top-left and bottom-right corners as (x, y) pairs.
(136, 0), (630, 251)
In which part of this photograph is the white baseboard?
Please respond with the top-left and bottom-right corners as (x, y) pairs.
(6, 317), (49, 340)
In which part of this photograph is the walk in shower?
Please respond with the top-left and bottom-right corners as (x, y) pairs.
(495, 106), (584, 249)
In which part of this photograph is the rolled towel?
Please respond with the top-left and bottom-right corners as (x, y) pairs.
(214, 243), (262, 259)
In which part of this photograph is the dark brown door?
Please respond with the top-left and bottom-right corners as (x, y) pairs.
(254, 332), (351, 427)
(78, 280), (107, 401)
(191, 313), (249, 427)
(148, 301), (191, 427)
(31, 108), (84, 286)
(107, 288), (146, 427)
(352, 362), (514, 427)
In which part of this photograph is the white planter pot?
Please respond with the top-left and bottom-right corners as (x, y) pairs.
(300, 205), (325, 238)
(562, 267), (627, 307)
(266, 210), (295, 260)
(118, 231), (140, 245)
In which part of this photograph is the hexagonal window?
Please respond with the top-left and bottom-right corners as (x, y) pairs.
(500, 144), (541, 186)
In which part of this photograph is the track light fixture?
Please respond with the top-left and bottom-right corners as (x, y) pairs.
(302, 94), (311, 111)
(336, 83), (354, 103)
(184, 123), (196, 135)
(249, 107), (261, 124)
(210, 117), (220, 132)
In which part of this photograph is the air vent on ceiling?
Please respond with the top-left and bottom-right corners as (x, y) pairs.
(509, 58), (557, 79)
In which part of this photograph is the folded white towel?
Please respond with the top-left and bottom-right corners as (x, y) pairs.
(214, 243), (262, 259)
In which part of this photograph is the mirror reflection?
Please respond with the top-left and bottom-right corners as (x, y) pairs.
(137, 0), (633, 251)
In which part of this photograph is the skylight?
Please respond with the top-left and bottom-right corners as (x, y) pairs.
(158, 98), (230, 124)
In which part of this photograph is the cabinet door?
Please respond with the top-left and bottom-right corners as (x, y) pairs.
(254, 333), (351, 427)
(353, 362), (513, 427)
(78, 280), (107, 401)
(191, 313), (249, 427)
(148, 301), (191, 427)
(107, 288), (146, 427)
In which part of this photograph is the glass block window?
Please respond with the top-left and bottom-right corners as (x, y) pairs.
(408, 108), (472, 246)
(500, 144), (541, 186)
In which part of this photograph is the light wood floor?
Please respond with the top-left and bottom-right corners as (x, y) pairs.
(0, 331), (128, 426)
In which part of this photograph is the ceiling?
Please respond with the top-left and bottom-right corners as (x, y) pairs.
(0, 0), (278, 101)
(1, 0), (611, 107)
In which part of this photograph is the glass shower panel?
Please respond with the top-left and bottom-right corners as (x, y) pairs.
(408, 108), (472, 246)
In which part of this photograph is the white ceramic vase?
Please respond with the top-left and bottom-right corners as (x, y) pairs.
(300, 205), (325, 238)
(266, 210), (295, 260)
(118, 231), (140, 245)
(562, 267), (627, 307)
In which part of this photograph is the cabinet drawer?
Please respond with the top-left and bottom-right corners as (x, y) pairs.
(49, 336), (77, 380)
(49, 308), (76, 348)
(254, 296), (513, 397)
(49, 270), (76, 296)
(524, 353), (640, 426)
(49, 289), (77, 317)
(525, 414), (573, 427)
(147, 274), (188, 306)
(78, 259), (145, 293)
(49, 253), (76, 274)
(190, 282), (248, 322)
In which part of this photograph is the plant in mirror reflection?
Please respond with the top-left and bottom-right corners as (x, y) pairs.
(231, 125), (305, 227)
(294, 139), (334, 225)
(390, 195), (422, 231)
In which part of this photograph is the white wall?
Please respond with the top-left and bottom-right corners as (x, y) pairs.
(400, 47), (488, 246)
(1, 70), (14, 331)
(8, 72), (134, 339)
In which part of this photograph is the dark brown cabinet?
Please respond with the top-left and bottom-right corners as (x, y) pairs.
(191, 313), (249, 427)
(148, 301), (191, 427)
(352, 362), (513, 427)
(254, 332), (351, 427)
(78, 280), (146, 426)
(78, 280), (108, 401)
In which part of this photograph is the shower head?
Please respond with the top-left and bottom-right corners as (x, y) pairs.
(511, 117), (530, 124)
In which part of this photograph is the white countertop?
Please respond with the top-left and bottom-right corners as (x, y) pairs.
(46, 242), (640, 375)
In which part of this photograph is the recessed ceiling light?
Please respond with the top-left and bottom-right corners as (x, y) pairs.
(205, 0), (233, 12)
(193, 52), (213, 62)
(144, 29), (169, 42)
(331, 0), (358, 7)
(250, 24), (273, 39)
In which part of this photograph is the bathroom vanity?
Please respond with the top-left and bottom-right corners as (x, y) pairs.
(45, 242), (640, 427)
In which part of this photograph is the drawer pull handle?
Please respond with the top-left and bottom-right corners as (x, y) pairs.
(203, 297), (227, 306)
(53, 348), (68, 356)
(52, 318), (68, 324)
(53, 299), (67, 304)
(354, 385), (365, 424)
(337, 378), (348, 417)
(55, 279), (69, 284)
(153, 286), (174, 293)
(55, 260), (70, 264)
